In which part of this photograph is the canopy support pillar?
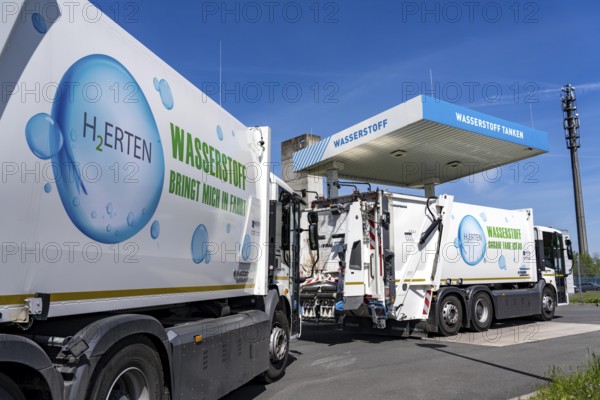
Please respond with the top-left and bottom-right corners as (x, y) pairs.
(327, 168), (340, 198)
(424, 183), (436, 198)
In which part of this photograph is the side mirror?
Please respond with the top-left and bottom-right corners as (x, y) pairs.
(565, 239), (573, 260)
(309, 224), (319, 251)
(307, 211), (319, 251)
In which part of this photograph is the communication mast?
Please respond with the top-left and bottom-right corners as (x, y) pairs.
(561, 84), (588, 255)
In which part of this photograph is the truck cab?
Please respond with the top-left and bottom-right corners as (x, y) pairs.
(534, 226), (573, 305)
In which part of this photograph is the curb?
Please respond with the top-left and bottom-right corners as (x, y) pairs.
(507, 391), (538, 400)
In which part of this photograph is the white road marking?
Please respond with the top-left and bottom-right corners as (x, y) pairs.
(426, 322), (600, 347)
(311, 354), (356, 369)
(507, 391), (538, 400)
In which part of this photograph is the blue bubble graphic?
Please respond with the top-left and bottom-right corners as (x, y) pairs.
(151, 220), (160, 239)
(217, 125), (224, 141)
(91, 211), (97, 219)
(231, 130), (235, 137)
(127, 212), (135, 227)
(191, 224), (209, 264)
(498, 255), (507, 270)
(32, 13), (47, 34)
(153, 77), (160, 91)
(456, 215), (486, 266)
(73, 197), (80, 207)
(26, 113), (64, 160)
(453, 237), (460, 248)
(480, 212), (487, 222)
(242, 234), (252, 261)
(156, 79), (174, 110)
(44, 183), (52, 193)
(226, 223), (231, 234)
(45, 54), (164, 244)
(205, 252), (212, 264)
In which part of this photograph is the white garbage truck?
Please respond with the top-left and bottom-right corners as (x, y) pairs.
(0, 1), (303, 398)
(299, 190), (573, 336)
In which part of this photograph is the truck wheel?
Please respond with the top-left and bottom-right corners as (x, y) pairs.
(469, 292), (493, 332)
(259, 310), (290, 383)
(0, 372), (25, 400)
(438, 295), (463, 336)
(537, 286), (556, 321)
(87, 336), (164, 400)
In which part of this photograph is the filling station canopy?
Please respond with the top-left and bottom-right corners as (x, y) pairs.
(293, 96), (548, 188)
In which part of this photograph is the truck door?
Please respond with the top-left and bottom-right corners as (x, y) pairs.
(269, 191), (302, 336)
(542, 232), (568, 304)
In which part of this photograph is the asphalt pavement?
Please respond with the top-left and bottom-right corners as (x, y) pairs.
(224, 304), (600, 400)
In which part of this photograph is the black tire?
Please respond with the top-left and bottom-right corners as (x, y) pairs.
(537, 285), (556, 321)
(0, 372), (25, 400)
(87, 336), (165, 400)
(259, 309), (290, 383)
(438, 295), (463, 336)
(469, 292), (493, 332)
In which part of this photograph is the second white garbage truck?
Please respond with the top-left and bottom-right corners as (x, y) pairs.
(300, 190), (573, 336)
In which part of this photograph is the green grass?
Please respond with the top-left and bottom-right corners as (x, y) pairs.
(569, 291), (600, 306)
(531, 354), (600, 400)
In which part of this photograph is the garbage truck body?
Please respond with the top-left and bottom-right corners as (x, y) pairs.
(0, 1), (302, 398)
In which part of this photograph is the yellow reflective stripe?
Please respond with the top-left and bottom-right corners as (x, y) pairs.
(0, 284), (255, 306)
(274, 276), (290, 281)
(345, 282), (364, 286)
(0, 294), (34, 306)
(442, 277), (531, 282)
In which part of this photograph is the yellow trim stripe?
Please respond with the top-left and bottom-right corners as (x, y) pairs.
(543, 274), (564, 278)
(396, 279), (427, 283)
(345, 282), (364, 286)
(0, 284), (255, 306)
(443, 277), (531, 282)
(0, 294), (34, 306)
(274, 276), (290, 281)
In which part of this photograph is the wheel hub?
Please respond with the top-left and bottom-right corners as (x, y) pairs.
(106, 367), (150, 400)
(269, 326), (288, 362)
(543, 294), (554, 313)
(475, 299), (489, 323)
(442, 302), (459, 325)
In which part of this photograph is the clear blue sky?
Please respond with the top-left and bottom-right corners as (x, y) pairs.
(93, 0), (600, 254)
